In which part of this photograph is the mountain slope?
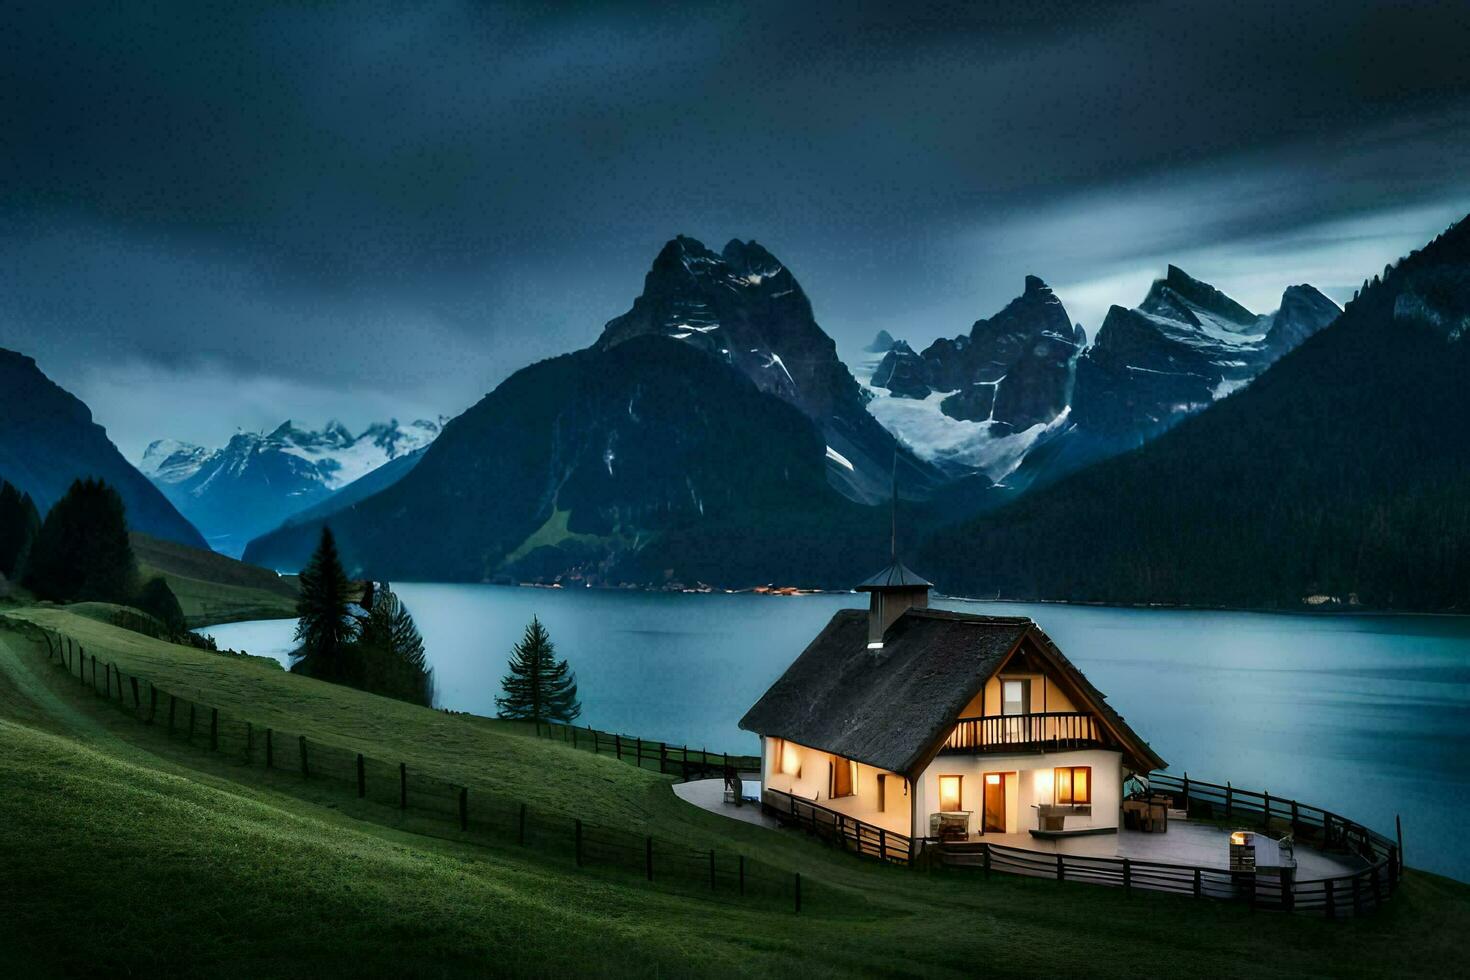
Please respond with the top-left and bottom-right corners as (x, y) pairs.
(245, 337), (882, 586)
(1004, 269), (1340, 493)
(596, 236), (940, 502)
(918, 217), (1470, 612)
(142, 419), (439, 556)
(862, 276), (1085, 481)
(0, 349), (205, 548)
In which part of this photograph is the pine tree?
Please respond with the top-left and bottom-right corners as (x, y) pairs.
(495, 616), (580, 722)
(291, 527), (356, 683)
(355, 582), (433, 706)
(24, 478), (136, 602)
(136, 576), (187, 637)
(0, 480), (40, 581)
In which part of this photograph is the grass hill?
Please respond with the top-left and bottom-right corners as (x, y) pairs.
(1, 604), (1466, 977)
(131, 532), (298, 626)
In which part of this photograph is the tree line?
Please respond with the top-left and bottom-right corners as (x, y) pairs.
(1, 477), (188, 633)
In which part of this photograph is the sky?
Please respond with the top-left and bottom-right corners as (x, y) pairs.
(4, 1), (1470, 460)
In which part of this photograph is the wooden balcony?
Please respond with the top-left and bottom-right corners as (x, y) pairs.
(941, 711), (1105, 754)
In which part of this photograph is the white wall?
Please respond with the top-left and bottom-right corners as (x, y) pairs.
(761, 736), (911, 835)
(915, 748), (1122, 837)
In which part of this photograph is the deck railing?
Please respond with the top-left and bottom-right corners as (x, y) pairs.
(938, 770), (1403, 918)
(761, 787), (911, 865)
(942, 711), (1103, 753)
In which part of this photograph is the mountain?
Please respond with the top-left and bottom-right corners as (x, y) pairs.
(861, 276), (1085, 481)
(0, 348), (205, 548)
(1003, 268), (1340, 493)
(142, 418), (440, 557)
(918, 216), (1470, 612)
(270, 445), (430, 531)
(864, 329), (899, 353)
(594, 236), (940, 503)
(244, 336), (884, 586)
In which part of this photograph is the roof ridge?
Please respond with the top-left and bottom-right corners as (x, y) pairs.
(903, 608), (1034, 625)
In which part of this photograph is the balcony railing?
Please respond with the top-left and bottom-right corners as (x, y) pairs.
(942, 711), (1104, 753)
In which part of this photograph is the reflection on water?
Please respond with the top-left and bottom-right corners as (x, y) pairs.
(201, 585), (1470, 881)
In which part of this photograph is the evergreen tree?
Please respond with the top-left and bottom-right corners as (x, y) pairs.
(291, 527), (355, 683)
(24, 478), (137, 602)
(136, 576), (187, 636)
(0, 480), (40, 580)
(355, 583), (433, 706)
(496, 616), (580, 722)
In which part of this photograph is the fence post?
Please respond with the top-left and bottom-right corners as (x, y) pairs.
(739, 855), (745, 896)
(660, 742), (667, 773)
(1193, 867), (1202, 898)
(459, 787), (468, 831)
(1282, 866), (1295, 911)
(266, 728), (274, 768)
(794, 872), (802, 914)
(681, 749), (689, 782)
(572, 728), (577, 750)
(356, 754), (365, 798)
(210, 708), (218, 751)
(575, 819), (583, 867)
(709, 849), (716, 891)
(1395, 815), (1404, 878)
(148, 685), (158, 724)
(1291, 799), (1300, 833)
(1325, 879), (1336, 919)
(645, 836), (653, 881)
(1263, 791), (1271, 829)
(1225, 781), (1232, 820)
(104, 663), (111, 697)
(635, 737), (643, 769)
(130, 677), (140, 710)
(615, 734), (622, 760)
(399, 762), (407, 810)
(1123, 858), (1131, 896)
(167, 695), (177, 735)
(983, 842), (991, 879)
(519, 803), (527, 846)
(1056, 854), (1064, 883)
(299, 735), (309, 778)
(1182, 771), (1190, 813)
(879, 828), (887, 861)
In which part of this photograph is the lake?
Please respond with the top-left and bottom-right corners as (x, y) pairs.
(202, 584), (1470, 882)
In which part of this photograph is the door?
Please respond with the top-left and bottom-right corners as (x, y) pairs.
(982, 772), (1007, 833)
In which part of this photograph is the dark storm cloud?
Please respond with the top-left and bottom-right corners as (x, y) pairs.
(4, 1), (1470, 456)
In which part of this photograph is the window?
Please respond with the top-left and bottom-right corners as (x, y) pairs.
(939, 775), (963, 812)
(829, 755), (856, 798)
(1002, 679), (1030, 716)
(1055, 766), (1091, 805)
(775, 738), (801, 777)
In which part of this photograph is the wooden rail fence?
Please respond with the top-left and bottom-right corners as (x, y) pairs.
(28, 625), (811, 913)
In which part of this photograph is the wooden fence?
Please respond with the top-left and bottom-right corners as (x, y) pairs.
(939, 771), (1401, 918)
(30, 626), (812, 913)
(521, 717), (759, 783)
(762, 787), (912, 865)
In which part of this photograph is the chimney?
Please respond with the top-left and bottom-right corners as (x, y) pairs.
(855, 561), (932, 649)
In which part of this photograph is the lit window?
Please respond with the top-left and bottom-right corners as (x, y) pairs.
(1002, 679), (1029, 716)
(830, 755), (856, 798)
(1055, 766), (1091, 805)
(939, 775), (963, 812)
(779, 739), (801, 777)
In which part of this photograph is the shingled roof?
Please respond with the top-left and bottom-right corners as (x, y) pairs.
(738, 607), (1165, 777)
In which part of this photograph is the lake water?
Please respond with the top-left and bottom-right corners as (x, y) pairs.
(202, 585), (1470, 882)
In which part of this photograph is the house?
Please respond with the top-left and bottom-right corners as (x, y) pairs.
(739, 561), (1165, 852)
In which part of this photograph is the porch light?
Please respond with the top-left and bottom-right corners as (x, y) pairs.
(939, 775), (962, 811)
(867, 641), (883, 650)
(1033, 769), (1054, 798)
(780, 740), (801, 776)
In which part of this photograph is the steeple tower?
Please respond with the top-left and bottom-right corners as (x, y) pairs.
(855, 453), (932, 648)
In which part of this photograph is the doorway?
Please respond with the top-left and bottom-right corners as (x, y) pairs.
(982, 772), (1007, 833)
